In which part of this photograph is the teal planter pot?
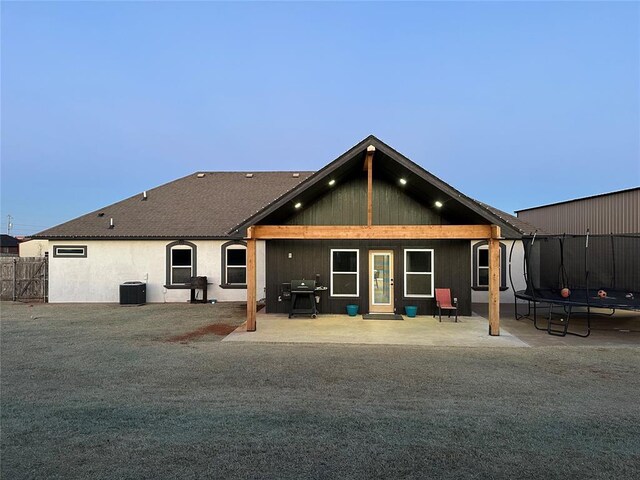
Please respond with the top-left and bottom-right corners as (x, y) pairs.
(404, 306), (418, 317)
(346, 304), (359, 317)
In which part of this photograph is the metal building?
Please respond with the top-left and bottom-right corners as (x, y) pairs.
(515, 187), (640, 235)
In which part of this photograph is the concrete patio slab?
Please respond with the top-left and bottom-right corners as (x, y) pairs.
(223, 313), (529, 347)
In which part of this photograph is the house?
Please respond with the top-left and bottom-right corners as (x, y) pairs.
(516, 187), (640, 235)
(33, 136), (536, 335)
(0, 234), (21, 256)
(19, 238), (49, 258)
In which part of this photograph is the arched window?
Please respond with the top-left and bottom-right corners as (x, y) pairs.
(221, 240), (247, 288)
(166, 241), (197, 287)
(472, 241), (508, 291)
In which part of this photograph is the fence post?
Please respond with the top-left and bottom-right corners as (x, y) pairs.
(44, 257), (48, 302)
(12, 257), (17, 301)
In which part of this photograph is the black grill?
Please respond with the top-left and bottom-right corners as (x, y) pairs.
(189, 276), (208, 303)
(291, 279), (316, 292)
(289, 279), (317, 318)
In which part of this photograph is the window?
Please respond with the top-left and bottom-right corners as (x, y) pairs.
(404, 249), (434, 298)
(221, 241), (247, 288)
(478, 248), (489, 286)
(472, 241), (507, 290)
(165, 241), (197, 286)
(331, 249), (359, 297)
(53, 245), (87, 258)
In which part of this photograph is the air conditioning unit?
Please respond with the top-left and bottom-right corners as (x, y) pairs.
(119, 281), (146, 305)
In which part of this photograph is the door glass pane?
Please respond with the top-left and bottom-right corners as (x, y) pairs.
(373, 254), (390, 304)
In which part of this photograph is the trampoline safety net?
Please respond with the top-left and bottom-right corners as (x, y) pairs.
(521, 234), (640, 309)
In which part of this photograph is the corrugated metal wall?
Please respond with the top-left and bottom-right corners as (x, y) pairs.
(516, 189), (640, 234)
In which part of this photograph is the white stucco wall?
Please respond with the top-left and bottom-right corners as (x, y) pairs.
(48, 240), (265, 303)
(470, 239), (526, 304)
(19, 239), (49, 257)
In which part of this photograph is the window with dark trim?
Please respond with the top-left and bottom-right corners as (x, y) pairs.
(165, 241), (197, 287)
(220, 241), (247, 289)
(472, 241), (508, 291)
(53, 245), (87, 258)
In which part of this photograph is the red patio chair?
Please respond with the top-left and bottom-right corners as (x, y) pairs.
(434, 288), (458, 322)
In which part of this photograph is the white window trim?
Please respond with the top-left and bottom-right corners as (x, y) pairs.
(404, 249), (434, 298)
(171, 245), (193, 285)
(226, 244), (247, 285)
(477, 246), (489, 287)
(330, 248), (359, 297)
(476, 245), (501, 287)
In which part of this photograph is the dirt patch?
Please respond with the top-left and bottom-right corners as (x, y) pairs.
(166, 324), (238, 342)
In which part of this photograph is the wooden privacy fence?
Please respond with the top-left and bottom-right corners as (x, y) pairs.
(0, 257), (48, 302)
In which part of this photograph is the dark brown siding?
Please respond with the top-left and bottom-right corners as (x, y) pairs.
(286, 177), (367, 225)
(286, 177), (447, 226)
(265, 240), (471, 316)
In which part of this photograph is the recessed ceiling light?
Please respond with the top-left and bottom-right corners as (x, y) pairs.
(399, 178), (407, 185)
(328, 179), (336, 186)
(435, 201), (443, 208)
(294, 202), (302, 209)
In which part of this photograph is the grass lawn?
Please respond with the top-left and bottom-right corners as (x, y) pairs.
(1, 302), (639, 479)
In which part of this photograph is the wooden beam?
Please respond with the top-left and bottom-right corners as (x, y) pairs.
(246, 239), (257, 332)
(488, 225), (500, 336)
(250, 224), (493, 240)
(366, 145), (375, 226)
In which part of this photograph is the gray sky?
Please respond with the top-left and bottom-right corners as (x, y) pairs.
(2, 1), (639, 236)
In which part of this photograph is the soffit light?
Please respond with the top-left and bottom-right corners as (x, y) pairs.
(399, 178), (407, 185)
(435, 201), (443, 208)
(294, 202), (302, 209)
(328, 179), (336, 186)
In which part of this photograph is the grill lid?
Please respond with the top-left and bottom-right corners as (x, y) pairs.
(291, 279), (316, 292)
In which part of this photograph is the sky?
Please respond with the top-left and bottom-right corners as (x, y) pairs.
(2, 1), (639, 237)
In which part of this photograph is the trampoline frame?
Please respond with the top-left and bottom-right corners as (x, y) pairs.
(509, 232), (640, 338)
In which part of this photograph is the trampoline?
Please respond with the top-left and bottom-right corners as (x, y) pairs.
(510, 233), (640, 337)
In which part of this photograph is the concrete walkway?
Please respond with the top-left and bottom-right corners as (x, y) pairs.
(223, 312), (529, 347)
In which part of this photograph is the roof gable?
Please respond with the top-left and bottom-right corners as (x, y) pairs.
(232, 135), (526, 238)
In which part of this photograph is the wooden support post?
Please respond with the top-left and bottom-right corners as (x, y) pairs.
(366, 145), (375, 226)
(246, 235), (257, 332)
(488, 225), (501, 336)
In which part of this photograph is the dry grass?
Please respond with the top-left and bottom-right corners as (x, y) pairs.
(1, 301), (639, 479)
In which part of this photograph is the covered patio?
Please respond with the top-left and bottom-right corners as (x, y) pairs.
(229, 137), (528, 336)
(225, 311), (528, 347)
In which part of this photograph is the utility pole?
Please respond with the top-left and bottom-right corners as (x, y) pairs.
(7, 214), (13, 235)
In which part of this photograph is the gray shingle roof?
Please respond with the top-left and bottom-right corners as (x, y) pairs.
(33, 137), (540, 241)
(473, 201), (546, 236)
(33, 172), (313, 239)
